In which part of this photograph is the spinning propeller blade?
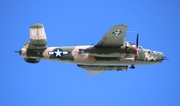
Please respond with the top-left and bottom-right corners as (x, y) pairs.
(134, 33), (139, 62)
(136, 33), (139, 48)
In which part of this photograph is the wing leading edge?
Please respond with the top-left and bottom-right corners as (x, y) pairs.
(95, 24), (127, 47)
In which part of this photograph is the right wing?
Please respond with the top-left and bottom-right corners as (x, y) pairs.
(26, 24), (47, 50)
(95, 24), (127, 47)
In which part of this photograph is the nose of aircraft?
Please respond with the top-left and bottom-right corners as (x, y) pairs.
(158, 51), (168, 61)
(154, 51), (168, 61)
(147, 50), (168, 61)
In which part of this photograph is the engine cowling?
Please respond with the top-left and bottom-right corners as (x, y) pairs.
(84, 44), (136, 57)
(24, 58), (40, 64)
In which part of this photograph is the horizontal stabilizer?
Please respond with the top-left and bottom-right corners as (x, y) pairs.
(24, 57), (40, 64)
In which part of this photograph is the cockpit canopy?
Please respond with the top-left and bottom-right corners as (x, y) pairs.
(138, 46), (144, 50)
(148, 50), (163, 55)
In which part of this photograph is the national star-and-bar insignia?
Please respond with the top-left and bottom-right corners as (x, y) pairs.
(112, 29), (122, 36)
(48, 48), (69, 58)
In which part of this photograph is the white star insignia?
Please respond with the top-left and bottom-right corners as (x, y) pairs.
(113, 30), (122, 36)
(55, 49), (62, 57)
(48, 49), (69, 58)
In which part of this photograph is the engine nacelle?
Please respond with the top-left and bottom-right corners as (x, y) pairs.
(84, 44), (136, 57)
(24, 58), (40, 64)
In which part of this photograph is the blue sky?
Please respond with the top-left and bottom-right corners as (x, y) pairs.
(1, 0), (180, 106)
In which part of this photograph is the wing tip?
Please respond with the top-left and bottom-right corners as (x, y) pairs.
(114, 24), (127, 27)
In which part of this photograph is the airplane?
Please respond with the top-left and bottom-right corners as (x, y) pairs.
(15, 23), (167, 75)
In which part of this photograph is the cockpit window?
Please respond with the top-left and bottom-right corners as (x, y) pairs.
(138, 46), (144, 50)
(79, 49), (86, 54)
(149, 50), (162, 55)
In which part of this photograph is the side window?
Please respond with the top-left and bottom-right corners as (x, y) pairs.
(138, 46), (142, 50)
(79, 49), (86, 54)
(149, 51), (153, 54)
(150, 51), (157, 54)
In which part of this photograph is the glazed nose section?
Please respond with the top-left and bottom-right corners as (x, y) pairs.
(158, 51), (168, 61)
(154, 51), (167, 61)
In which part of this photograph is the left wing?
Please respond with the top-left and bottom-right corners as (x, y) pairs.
(95, 24), (127, 47)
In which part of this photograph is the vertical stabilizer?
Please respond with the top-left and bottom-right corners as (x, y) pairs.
(30, 23), (47, 46)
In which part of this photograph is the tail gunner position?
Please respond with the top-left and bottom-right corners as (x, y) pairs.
(15, 24), (167, 75)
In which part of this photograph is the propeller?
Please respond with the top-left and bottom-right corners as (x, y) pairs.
(136, 33), (139, 48)
(134, 33), (139, 62)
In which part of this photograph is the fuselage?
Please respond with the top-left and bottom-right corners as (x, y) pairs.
(20, 45), (164, 66)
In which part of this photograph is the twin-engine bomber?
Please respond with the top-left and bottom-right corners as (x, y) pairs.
(15, 24), (167, 75)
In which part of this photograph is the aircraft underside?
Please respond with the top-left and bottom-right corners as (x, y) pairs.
(44, 58), (161, 66)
